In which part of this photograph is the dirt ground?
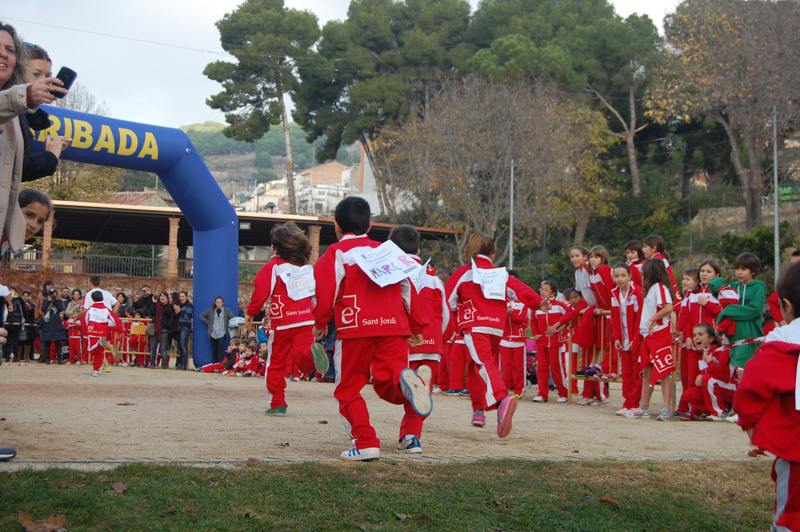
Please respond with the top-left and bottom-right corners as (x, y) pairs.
(0, 362), (757, 470)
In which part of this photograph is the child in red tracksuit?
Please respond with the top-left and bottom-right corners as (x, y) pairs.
(734, 262), (800, 532)
(530, 280), (568, 403)
(674, 268), (698, 412)
(81, 291), (124, 377)
(499, 272), (530, 399)
(642, 234), (680, 302)
(389, 225), (449, 452)
(546, 288), (588, 395)
(245, 222), (324, 416)
(445, 232), (544, 437)
(624, 240), (645, 288)
(610, 262), (643, 415)
(313, 197), (430, 461)
(66, 315), (84, 364)
(678, 323), (737, 420)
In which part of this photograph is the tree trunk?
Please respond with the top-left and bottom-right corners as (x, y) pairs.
(573, 212), (589, 245)
(279, 91), (296, 215)
(712, 113), (760, 230)
(626, 84), (641, 197)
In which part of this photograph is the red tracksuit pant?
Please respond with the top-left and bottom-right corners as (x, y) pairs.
(499, 344), (525, 396)
(535, 344), (568, 400)
(334, 336), (421, 449)
(87, 338), (106, 371)
(265, 326), (315, 409)
(68, 336), (83, 363)
(619, 348), (641, 410)
(448, 341), (468, 391)
(702, 375), (736, 417)
(772, 458), (800, 532)
(464, 331), (505, 411)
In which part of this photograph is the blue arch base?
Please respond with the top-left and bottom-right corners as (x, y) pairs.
(32, 106), (238, 367)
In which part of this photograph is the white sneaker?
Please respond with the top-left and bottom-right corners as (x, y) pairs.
(340, 447), (380, 461)
(725, 413), (739, 424)
(591, 398), (610, 406)
(397, 436), (422, 454)
(577, 397), (595, 406)
(556, 397), (568, 403)
(532, 396), (546, 403)
(706, 415), (725, 421)
(432, 385), (443, 394)
(399, 368), (433, 417)
(91, 370), (99, 377)
(615, 408), (630, 416)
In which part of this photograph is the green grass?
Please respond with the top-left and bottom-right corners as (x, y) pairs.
(0, 459), (773, 531)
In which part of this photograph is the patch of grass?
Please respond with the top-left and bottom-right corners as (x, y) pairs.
(0, 459), (773, 531)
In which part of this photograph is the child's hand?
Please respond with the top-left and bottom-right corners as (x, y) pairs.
(695, 375), (703, 387)
(593, 307), (602, 316)
(648, 318), (656, 333)
(532, 335), (541, 341)
(407, 333), (423, 348)
(698, 296), (708, 306)
(545, 324), (559, 336)
(614, 340), (622, 350)
(684, 336), (694, 349)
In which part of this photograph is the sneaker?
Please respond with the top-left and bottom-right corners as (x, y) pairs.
(510, 393), (523, 400)
(340, 447), (380, 461)
(657, 408), (673, 421)
(416, 365), (433, 394)
(615, 408), (631, 416)
(497, 396), (518, 438)
(574, 367), (588, 376)
(265, 407), (287, 416)
(680, 413), (698, 421)
(556, 397), (568, 403)
(577, 397), (595, 406)
(601, 373), (618, 380)
(625, 408), (651, 419)
(243, 371), (252, 377)
(472, 410), (486, 427)
(102, 367), (112, 374)
(725, 413), (739, 424)
(311, 342), (329, 374)
(399, 368), (433, 417)
(397, 435), (422, 454)
(591, 398), (610, 406)
(431, 385), (442, 394)
(0, 447), (16, 462)
(290, 376), (300, 382)
(443, 389), (459, 396)
(91, 370), (99, 377)
(532, 396), (547, 403)
(583, 367), (599, 378)
(706, 415), (725, 421)
(457, 389), (470, 397)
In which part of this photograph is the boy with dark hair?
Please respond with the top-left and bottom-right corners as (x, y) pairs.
(734, 262), (800, 532)
(313, 197), (430, 461)
(710, 252), (767, 367)
(388, 224), (448, 453)
(81, 290), (124, 377)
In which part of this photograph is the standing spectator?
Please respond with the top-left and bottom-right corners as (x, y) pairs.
(5, 287), (23, 362)
(114, 292), (130, 317)
(148, 292), (168, 368)
(115, 285), (132, 308)
(34, 279), (55, 320)
(157, 292), (180, 369)
(39, 287), (66, 364)
(133, 284), (156, 317)
(199, 297), (234, 364)
(64, 289), (82, 318)
(59, 287), (70, 305)
(14, 290), (35, 362)
(177, 291), (193, 370)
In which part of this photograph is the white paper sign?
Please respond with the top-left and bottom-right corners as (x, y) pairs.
(353, 240), (422, 288)
(471, 259), (508, 301)
(278, 264), (315, 301)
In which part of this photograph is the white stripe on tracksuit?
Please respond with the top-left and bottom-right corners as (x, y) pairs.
(463, 332), (497, 409)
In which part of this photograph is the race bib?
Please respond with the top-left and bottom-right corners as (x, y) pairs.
(353, 240), (422, 288)
(411, 258), (431, 291)
(471, 259), (508, 301)
(278, 264), (315, 301)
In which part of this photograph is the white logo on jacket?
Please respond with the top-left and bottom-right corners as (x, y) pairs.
(338, 295), (361, 330)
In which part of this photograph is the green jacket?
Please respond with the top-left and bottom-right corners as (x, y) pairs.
(709, 277), (766, 367)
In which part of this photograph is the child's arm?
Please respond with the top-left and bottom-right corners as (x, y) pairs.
(719, 283), (766, 322)
(246, 262), (275, 328)
(648, 303), (673, 333)
(507, 277), (544, 310)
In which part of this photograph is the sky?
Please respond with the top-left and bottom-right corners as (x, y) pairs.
(2, 0), (681, 130)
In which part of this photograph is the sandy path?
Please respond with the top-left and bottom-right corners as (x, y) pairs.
(0, 363), (754, 469)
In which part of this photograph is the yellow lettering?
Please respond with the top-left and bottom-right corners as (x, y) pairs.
(64, 118), (72, 140)
(35, 115), (61, 142)
(72, 120), (92, 149)
(118, 128), (138, 156)
(93, 125), (116, 153)
(137, 132), (158, 160)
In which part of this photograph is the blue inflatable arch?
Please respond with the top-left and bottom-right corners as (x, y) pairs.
(32, 105), (238, 367)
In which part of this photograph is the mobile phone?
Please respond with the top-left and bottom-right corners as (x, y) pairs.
(53, 67), (77, 99)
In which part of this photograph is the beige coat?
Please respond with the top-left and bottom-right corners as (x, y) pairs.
(0, 84), (35, 253)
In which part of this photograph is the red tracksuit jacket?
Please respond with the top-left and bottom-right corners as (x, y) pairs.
(247, 257), (314, 330)
(610, 283), (643, 350)
(408, 256), (449, 359)
(501, 301), (530, 345)
(588, 264), (614, 310)
(530, 299), (569, 349)
(313, 233), (426, 339)
(677, 283), (722, 339)
(81, 302), (123, 346)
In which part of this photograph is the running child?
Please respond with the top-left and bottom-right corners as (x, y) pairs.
(500, 271), (531, 400)
(610, 262), (643, 416)
(530, 280), (568, 403)
(734, 262), (800, 532)
(245, 221), (327, 416)
(389, 224), (449, 453)
(625, 258), (676, 421)
(313, 196), (431, 461)
(81, 291), (124, 377)
(445, 232), (545, 436)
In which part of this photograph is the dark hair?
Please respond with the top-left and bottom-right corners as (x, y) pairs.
(89, 275), (101, 287)
(0, 22), (29, 89)
(570, 246), (589, 258)
(91, 291), (103, 302)
(179, 290), (189, 298)
(508, 270), (520, 280)
(41, 279), (54, 296)
(461, 233), (495, 264)
(642, 258), (676, 301)
(117, 292), (128, 302)
(19, 189), (53, 220)
(693, 323), (721, 347)
(612, 262), (631, 274)
(72, 288), (82, 297)
(541, 280), (557, 294)
(683, 268), (699, 292)
(171, 291), (180, 306)
(21, 290), (30, 296)
(698, 260), (722, 279)
(388, 224), (421, 255)
(589, 245), (610, 266)
(334, 196), (371, 235)
(734, 252), (761, 277)
(624, 240), (644, 260)
(643, 234), (670, 261)
(229, 337), (240, 346)
(126, 307), (136, 317)
(566, 288), (583, 299)
(776, 262), (800, 319)
(270, 221), (311, 266)
(791, 249), (800, 258)
(27, 44), (51, 64)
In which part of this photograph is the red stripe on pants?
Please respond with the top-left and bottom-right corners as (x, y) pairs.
(334, 336), (419, 449)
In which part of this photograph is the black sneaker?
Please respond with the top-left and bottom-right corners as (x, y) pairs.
(0, 446), (17, 461)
